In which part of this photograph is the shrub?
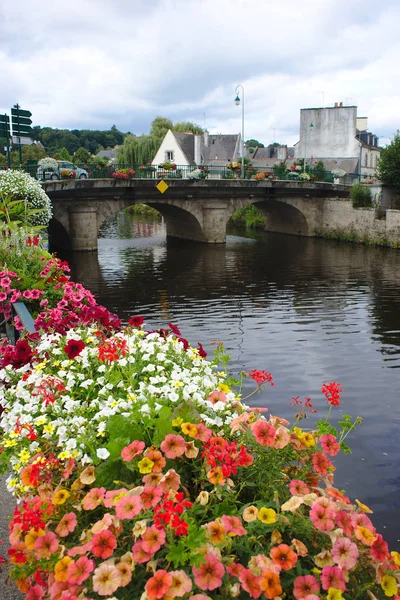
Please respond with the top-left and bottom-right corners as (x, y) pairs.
(350, 183), (372, 208)
(377, 130), (400, 191)
(0, 169), (52, 227)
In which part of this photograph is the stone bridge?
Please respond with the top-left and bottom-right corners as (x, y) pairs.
(43, 178), (350, 251)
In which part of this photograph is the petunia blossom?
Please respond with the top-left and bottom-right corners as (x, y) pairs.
(192, 553), (225, 591)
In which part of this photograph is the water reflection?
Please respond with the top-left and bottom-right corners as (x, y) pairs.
(63, 212), (400, 549)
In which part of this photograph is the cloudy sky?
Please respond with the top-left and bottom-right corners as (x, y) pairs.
(0, 0), (399, 146)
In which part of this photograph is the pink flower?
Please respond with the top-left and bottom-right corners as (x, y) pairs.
(332, 537), (359, 570)
(192, 554), (225, 591)
(26, 585), (44, 600)
(0, 292), (7, 302)
(30, 289), (43, 300)
(141, 485), (163, 509)
(141, 525), (166, 554)
(23, 290), (33, 299)
(206, 391), (227, 405)
(132, 540), (154, 563)
(159, 468), (181, 493)
(104, 488), (127, 508)
(160, 434), (186, 458)
(320, 565), (346, 592)
(66, 556), (94, 585)
(0, 277), (11, 289)
(371, 534), (389, 562)
(251, 420), (276, 447)
(274, 426), (290, 448)
(91, 530), (117, 559)
(115, 494), (143, 519)
(194, 423), (212, 442)
(121, 440), (145, 462)
(293, 575), (320, 599)
(221, 515), (246, 536)
(336, 510), (354, 536)
(312, 452), (333, 476)
(309, 504), (335, 531)
(239, 568), (262, 598)
(289, 480), (310, 497)
(168, 570), (193, 597)
(82, 487), (105, 510)
(145, 569), (173, 599)
(55, 512), (77, 537)
(34, 531), (58, 559)
(92, 563), (121, 596)
(320, 434), (340, 456)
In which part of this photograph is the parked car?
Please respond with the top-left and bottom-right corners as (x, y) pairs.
(37, 161), (89, 180)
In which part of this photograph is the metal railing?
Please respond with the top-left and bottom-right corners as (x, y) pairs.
(13, 163), (360, 184)
(3, 302), (36, 345)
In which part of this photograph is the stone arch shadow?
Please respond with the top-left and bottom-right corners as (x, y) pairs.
(48, 218), (72, 251)
(252, 199), (309, 236)
(139, 201), (205, 242)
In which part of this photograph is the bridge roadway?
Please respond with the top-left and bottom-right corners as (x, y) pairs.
(42, 178), (351, 251)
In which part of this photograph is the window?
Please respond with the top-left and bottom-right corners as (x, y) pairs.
(165, 151), (174, 161)
(365, 152), (368, 167)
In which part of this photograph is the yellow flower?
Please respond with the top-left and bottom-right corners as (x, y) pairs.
(218, 383), (231, 394)
(173, 381), (183, 388)
(85, 337), (94, 343)
(217, 371), (226, 378)
(327, 588), (344, 600)
(302, 432), (315, 447)
(35, 417), (47, 426)
(172, 417), (183, 427)
(52, 489), (70, 505)
(25, 528), (45, 550)
(355, 499), (373, 513)
(128, 393), (136, 401)
(19, 450), (30, 464)
(58, 451), (71, 460)
(8, 478), (18, 488)
(34, 360), (48, 371)
(138, 457), (154, 474)
(43, 424), (55, 434)
(181, 422), (198, 438)
(257, 507), (277, 524)
(54, 556), (73, 582)
(52, 360), (61, 367)
(3, 439), (18, 448)
(112, 491), (127, 504)
(391, 551), (400, 567)
(381, 575), (398, 597)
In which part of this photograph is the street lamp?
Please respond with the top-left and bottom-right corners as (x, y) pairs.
(303, 121), (314, 172)
(234, 85), (245, 179)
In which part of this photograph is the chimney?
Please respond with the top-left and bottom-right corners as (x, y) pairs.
(203, 131), (209, 147)
(339, 102), (343, 107)
(334, 102), (338, 107)
(194, 135), (201, 164)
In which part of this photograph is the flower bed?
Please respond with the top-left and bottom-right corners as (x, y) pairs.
(0, 229), (399, 599)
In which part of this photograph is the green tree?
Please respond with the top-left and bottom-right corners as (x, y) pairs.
(377, 131), (400, 191)
(246, 139), (265, 153)
(54, 147), (72, 161)
(173, 121), (203, 134)
(72, 147), (92, 164)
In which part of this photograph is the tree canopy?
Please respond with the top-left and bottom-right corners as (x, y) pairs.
(377, 131), (400, 191)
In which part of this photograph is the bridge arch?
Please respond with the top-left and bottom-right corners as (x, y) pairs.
(251, 198), (309, 236)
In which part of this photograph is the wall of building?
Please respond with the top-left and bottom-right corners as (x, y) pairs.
(360, 146), (380, 177)
(152, 130), (190, 166)
(295, 106), (361, 159)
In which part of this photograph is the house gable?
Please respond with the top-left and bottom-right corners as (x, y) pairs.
(152, 130), (193, 166)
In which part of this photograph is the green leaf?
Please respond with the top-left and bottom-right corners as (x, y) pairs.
(165, 541), (188, 568)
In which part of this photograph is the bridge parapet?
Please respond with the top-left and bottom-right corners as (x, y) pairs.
(43, 179), (351, 251)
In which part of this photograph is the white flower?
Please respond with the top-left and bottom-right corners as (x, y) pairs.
(96, 448), (110, 460)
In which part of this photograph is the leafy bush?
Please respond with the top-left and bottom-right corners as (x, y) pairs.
(377, 131), (400, 191)
(350, 183), (372, 208)
(0, 170), (52, 227)
(272, 160), (288, 179)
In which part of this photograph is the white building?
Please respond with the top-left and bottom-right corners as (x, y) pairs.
(152, 130), (241, 167)
(294, 103), (380, 179)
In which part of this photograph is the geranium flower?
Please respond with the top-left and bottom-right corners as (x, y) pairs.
(259, 570), (282, 599)
(293, 575), (320, 599)
(145, 569), (173, 599)
(321, 381), (343, 406)
(92, 563), (121, 596)
(66, 556), (94, 585)
(332, 537), (359, 570)
(91, 529), (117, 559)
(160, 434), (186, 458)
(192, 554), (225, 591)
(251, 421), (276, 446)
(270, 544), (298, 570)
(115, 494), (143, 519)
(55, 512), (77, 537)
(64, 338), (85, 359)
(320, 566), (346, 592)
(121, 440), (146, 462)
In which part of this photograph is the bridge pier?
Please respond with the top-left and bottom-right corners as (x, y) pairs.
(202, 201), (229, 243)
(68, 205), (98, 251)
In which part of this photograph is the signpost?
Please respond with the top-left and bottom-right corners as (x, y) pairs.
(0, 114), (11, 167)
(11, 104), (33, 165)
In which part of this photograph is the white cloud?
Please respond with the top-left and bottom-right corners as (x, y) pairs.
(0, 0), (399, 144)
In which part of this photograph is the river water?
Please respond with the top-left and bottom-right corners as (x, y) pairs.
(65, 212), (400, 550)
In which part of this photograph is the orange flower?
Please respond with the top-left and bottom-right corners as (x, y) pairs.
(145, 569), (173, 599)
(259, 570), (282, 599)
(54, 556), (73, 582)
(355, 526), (376, 546)
(207, 467), (225, 485)
(270, 544), (298, 570)
(145, 450), (166, 473)
(206, 521), (226, 544)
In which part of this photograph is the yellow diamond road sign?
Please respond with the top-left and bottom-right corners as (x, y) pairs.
(156, 180), (169, 194)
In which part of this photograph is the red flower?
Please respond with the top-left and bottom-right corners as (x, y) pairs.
(168, 322), (181, 336)
(321, 381), (342, 406)
(64, 339), (85, 359)
(197, 342), (207, 357)
(248, 370), (274, 386)
(128, 315), (144, 327)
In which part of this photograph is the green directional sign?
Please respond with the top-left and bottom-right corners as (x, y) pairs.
(0, 114), (10, 138)
(11, 104), (33, 137)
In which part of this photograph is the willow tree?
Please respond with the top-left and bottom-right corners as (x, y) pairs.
(117, 135), (158, 165)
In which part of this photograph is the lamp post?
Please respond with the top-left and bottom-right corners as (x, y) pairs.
(234, 85), (245, 179)
(303, 121), (314, 173)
